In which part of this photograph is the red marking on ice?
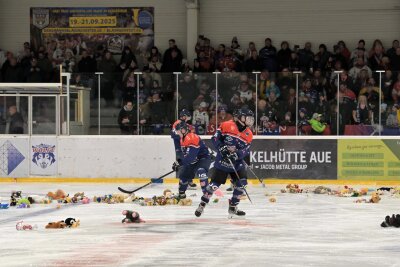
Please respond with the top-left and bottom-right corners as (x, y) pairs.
(49, 233), (169, 267)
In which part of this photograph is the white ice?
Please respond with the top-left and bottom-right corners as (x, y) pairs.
(0, 183), (400, 267)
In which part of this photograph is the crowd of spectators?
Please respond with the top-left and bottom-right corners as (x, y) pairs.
(1, 36), (400, 135)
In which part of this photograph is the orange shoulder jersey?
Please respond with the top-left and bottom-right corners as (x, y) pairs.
(179, 132), (209, 165)
(212, 120), (253, 171)
(171, 120), (195, 158)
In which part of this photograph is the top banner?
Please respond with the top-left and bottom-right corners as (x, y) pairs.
(30, 7), (154, 54)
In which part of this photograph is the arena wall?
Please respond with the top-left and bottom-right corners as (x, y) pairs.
(0, 136), (399, 182)
(1, 0), (399, 59)
(199, 0), (400, 51)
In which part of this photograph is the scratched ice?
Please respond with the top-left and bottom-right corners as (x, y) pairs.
(0, 183), (399, 267)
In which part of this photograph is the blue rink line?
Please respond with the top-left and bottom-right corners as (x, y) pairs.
(0, 203), (81, 225)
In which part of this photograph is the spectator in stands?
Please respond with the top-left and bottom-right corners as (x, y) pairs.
(161, 48), (182, 72)
(338, 41), (351, 61)
(386, 104), (399, 128)
(118, 100), (138, 135)
(297, 108), (310, 135)
(350, 40), (366, 61)
(193, 101), (209, 135)
(332, 44), (348, 70)
(149, 91), (167, 134)
(359, 77), (383, 103)
(368, 39), (386, 71)
(280, 111), (295, 126)
(354, 69), (370, 95)
(121, 70), (136, 102)
(231, 37), (244, 63)
(245, 42), (257, 60)
(277, 41), (291, 71)
(217, 48), (236, 72)
(288, 51), (300, 71)
(302, 78), (318, 105)
(26, 57), (44, 82)
(179, 73), (197, 106)
(7, 105), (24, 134)
(210, 106), (233, 126)
(259, 38), (278, 72)
(382, 70), (394, 100)
(148, 55), (162, 72)
(391, 73), (400, 104)
(180, 58), (192, 73)
(244, 50), (262, 72)
(163, 39), (183, 66)
(276, 68), (295, 96)
(237, 81), (253, 102)
(195, 50), (213, 72)
(309, 113), (326, 135)
(352, 95), (372, 125)
(298, 42), (314, 73)
(311, 69), (329, 96)
(348, 57), (372, 83)
(386, 40), (399, 59)
(62, 50), (75, 72)
(391, 47), (400, 72)
(77, 49), (97, 73)
(316, 44), (331, 72)
(314, 92), (330, 121)
(97, 51), (117, 105)
(120, 46), (137, 66)
(3, 57), (22, 82)
(214, 44), (226, 66)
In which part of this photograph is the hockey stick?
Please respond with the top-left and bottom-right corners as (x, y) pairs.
(227, 158), (253, 204)
(118, 170), (175, 194)
(243, 161), (266, 188)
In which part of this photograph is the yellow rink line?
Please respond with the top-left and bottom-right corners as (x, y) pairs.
(0, 177), (399, 185)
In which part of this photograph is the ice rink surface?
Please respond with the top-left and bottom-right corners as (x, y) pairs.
(1, 183), (400, 267)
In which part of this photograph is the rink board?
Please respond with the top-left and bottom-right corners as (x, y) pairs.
(0, 136), (399, 181)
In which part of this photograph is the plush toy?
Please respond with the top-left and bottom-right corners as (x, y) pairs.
(269, 197), (277, 203)
(10, 191), (22, 206)
(178, 198), (192, 206)
(381, 214), (400, 227)
(81, 197), (90, 204)
(45, 221), (67, 229)
(16, 198), (31, 207)
(0, 203), (10, 209)
(17, 203), (30, 208)
(213, 198), (219, 203)
(65, 218), (80, 228)
(163, 189), (172, 197)
(214, 189), (224, 197)
(122, 210), (145, 223)
(370, 192), (381, 203)
(16, 221), (37, 231)
(47, 190), (67, 200)
(314, 186), (332, 194)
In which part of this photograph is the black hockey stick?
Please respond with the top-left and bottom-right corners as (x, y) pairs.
(118, 170), (175, 194)
(243, 161), (266, 188)
(227, 158), (253, 204)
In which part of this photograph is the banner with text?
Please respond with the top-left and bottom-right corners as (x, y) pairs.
(30, 7), (154, 55)
(338, 139), (400, 180)
(205, 139), (337, 179)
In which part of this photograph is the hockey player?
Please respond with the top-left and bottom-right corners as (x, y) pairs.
(195, 108), (254, 218)
(172, 121), (211, 200)
(171, 109), (197, 189)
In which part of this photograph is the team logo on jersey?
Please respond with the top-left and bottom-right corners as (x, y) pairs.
(32, 8), (49, 30)
(32, 144), (56, 169)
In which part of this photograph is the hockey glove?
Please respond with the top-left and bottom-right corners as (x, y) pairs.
(218, 145), (230, 158)
(172, 161), (181, 172)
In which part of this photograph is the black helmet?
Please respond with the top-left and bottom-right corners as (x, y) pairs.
(175, 121), (190, 133)
(237, 108), (254, 127)
(179, 109), (191, 119)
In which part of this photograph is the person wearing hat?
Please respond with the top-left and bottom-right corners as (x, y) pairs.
(308, 113), (326, 135)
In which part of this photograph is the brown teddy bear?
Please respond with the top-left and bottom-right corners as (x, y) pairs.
(178, 198), (193, 206)
(45, 221), (67, 229)
(47, 189), (67, 200)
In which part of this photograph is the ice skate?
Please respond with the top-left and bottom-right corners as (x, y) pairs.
(195, 202), (206, 217)
(175, 193), (187, 203)
(188, 182), (197, 190)
(228, 205), (246, 219)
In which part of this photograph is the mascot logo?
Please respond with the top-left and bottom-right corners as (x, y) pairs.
(32, 144), (56, 169)
(32, 8), (49, 30)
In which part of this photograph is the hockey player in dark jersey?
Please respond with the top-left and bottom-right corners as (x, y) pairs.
(172, 121), (211, 200)
(195, 108), (254, 218)
(171, 109), (197, 189)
